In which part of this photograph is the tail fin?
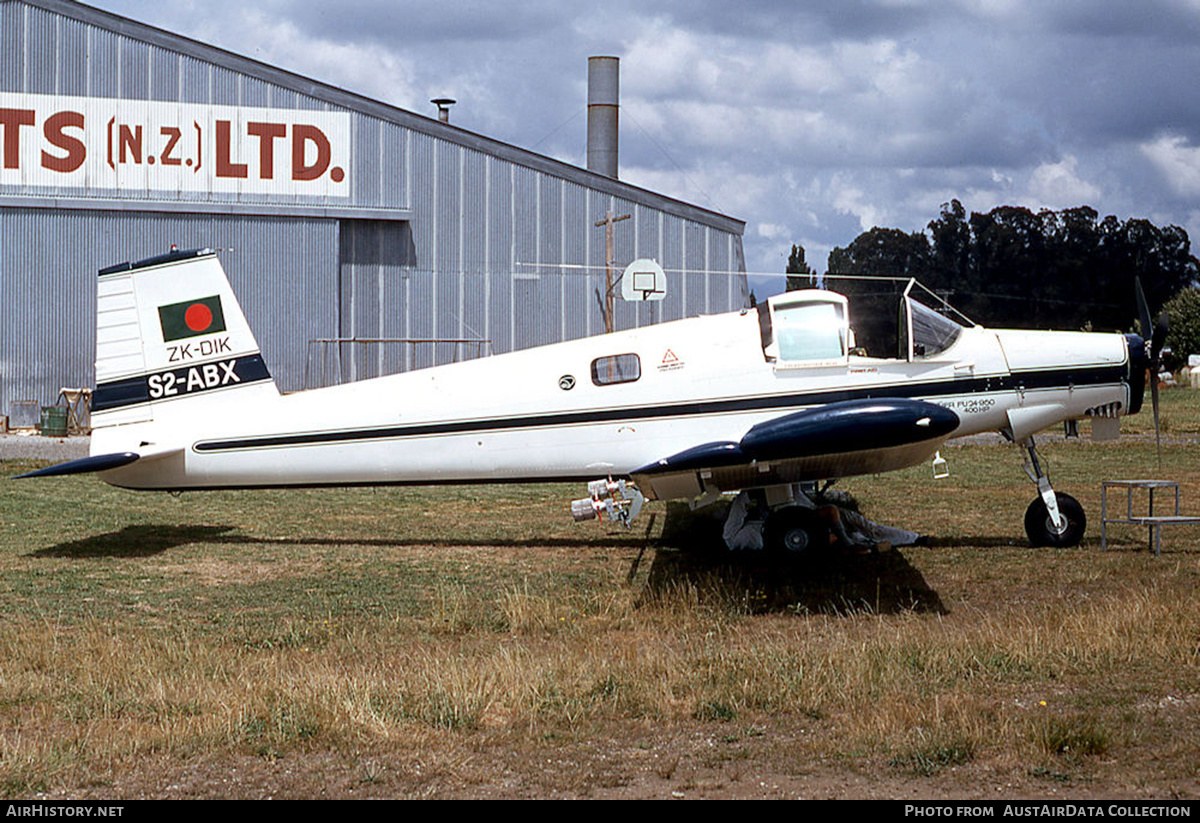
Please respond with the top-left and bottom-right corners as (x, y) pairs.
(92, 248), (276, 428)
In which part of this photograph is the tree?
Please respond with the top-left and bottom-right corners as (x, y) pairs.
(785, 244), (814, 291)
(1163, 287), (1200, 369)
(827, 227), (931, 277)
(826, 228), (931, 355)
(828, 203), (1199, 338)
(927, 199), (973, 289)
(967, 205), (1052, 326)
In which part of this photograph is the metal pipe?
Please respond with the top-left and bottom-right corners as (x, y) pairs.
(587, 56), (619, 178)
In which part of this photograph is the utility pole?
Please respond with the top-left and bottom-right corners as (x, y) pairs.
(595, 209), (630, 334)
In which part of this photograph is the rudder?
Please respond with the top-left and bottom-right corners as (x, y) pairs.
(92, 248), (276, 428)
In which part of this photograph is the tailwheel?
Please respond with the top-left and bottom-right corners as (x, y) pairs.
(1024, 492), (1086, 547)
(764, 506), (831, 559)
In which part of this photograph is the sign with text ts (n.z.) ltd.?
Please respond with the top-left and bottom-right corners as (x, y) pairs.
(0, 93), (351, 198)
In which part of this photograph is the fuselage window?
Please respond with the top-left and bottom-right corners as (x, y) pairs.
(773, 302), (846, 362)
(591, 353), (641, 386)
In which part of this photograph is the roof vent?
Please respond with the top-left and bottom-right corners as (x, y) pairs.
(431, 97), (456, 123)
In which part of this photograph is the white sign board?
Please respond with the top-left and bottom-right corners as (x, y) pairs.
(620, 258), (667, 302)
(0, 92), (350, 197)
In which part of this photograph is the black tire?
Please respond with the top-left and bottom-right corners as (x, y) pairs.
(1024, 492), (1086, 547)
(765, 506), (831, 558)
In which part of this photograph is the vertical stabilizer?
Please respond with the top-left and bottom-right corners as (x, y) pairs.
(92, 249), (277, 430)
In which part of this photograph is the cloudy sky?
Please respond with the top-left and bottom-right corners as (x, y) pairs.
(90, 0), (1200, 293)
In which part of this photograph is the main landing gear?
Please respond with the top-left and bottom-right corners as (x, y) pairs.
(1020, 436), (1086, 547)
(762, 503), (832, 559)
(727, 484), (920, 559)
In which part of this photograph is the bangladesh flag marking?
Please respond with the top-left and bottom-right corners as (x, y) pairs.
(159, 296), (226, 341)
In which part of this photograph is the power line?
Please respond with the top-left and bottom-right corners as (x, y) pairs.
(528, 108), (583, 153)
(621, 105), (725, 215)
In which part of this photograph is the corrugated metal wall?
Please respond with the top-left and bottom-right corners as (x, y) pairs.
(0, 0), (747, 419)
(0, 209), (336, 404)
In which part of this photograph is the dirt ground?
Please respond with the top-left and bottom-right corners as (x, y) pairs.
(25, 721), (1198, 800)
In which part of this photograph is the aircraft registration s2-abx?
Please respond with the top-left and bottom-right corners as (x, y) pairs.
(18, 248), (1159, 556)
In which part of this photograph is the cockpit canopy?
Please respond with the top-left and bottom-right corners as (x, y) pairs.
(759, 280), (971, 365)
(899, 279), (969, 361)
(902, 294), (964, 359)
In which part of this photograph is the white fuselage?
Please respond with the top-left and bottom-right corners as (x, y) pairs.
(92, 306), (1132, 492)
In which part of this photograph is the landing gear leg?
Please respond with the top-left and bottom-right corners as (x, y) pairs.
(1020, 436), (1086, 547)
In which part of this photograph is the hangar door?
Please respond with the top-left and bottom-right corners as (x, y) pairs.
(326, 219), (416, 385)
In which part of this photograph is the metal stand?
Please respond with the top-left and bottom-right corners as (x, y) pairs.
(1101, 480), (1200, 555)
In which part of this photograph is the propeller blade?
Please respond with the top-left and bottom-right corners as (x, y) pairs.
(1135, 279), (1166, 468)
(1152, 311), (1170, 363)
(1153, 311), (1169, 467)
(1136, 278), (1153, 344)
(1151, 372), (1162, 468)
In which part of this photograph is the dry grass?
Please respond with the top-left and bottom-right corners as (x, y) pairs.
(0, 389), (1197, 798)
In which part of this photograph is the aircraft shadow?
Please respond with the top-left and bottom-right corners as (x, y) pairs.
(27, 524), (643, 558)
(30, 512), (944, 617)
(29, 524), (238, 558)
(642, 503), (946, 616)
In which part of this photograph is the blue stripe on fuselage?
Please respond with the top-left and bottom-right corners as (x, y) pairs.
(191, 363), (1127, 454)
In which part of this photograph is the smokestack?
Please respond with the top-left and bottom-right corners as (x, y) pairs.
(587, 56), (619, 178)
(431, 97), (456, 123)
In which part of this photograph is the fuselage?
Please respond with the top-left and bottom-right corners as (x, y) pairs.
(92, 298), (1138, 492)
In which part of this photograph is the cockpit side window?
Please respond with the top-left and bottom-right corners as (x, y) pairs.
(772, 301), (847, 362)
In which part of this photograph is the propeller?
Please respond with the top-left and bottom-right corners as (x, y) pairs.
(1135, 278), (1169, 466)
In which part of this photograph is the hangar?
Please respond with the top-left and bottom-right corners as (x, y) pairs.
(0, 0), (748, 426)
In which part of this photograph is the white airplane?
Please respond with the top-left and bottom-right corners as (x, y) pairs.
(16, 248), (1164, 554)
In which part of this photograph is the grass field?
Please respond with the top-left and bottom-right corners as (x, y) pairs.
(0, 390), (1197, 799)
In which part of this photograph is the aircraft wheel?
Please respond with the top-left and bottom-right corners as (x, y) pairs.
(765, 507), (830, 558)
(1024, 492), (1086, 547)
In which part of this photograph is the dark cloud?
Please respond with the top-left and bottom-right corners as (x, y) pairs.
(1035, 0), (1200, 42)
(641, 0), (938, 41)
(86, 0), (1200, 276)
(1010, 41), (1200, 145)
(236, 0), (577, 46)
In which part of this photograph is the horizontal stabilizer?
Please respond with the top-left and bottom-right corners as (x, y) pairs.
(13, 452), (140, 479)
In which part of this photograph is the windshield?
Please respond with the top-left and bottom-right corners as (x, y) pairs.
(897, 279), (971, 360)
(908, 298), (963, 358)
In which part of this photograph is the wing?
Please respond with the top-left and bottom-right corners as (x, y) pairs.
(630, 398), (960, 500)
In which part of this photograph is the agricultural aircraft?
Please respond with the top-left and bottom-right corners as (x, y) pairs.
(16, 248), (1166, 555)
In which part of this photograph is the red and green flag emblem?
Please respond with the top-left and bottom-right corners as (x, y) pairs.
(158, 296), (226, 341)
